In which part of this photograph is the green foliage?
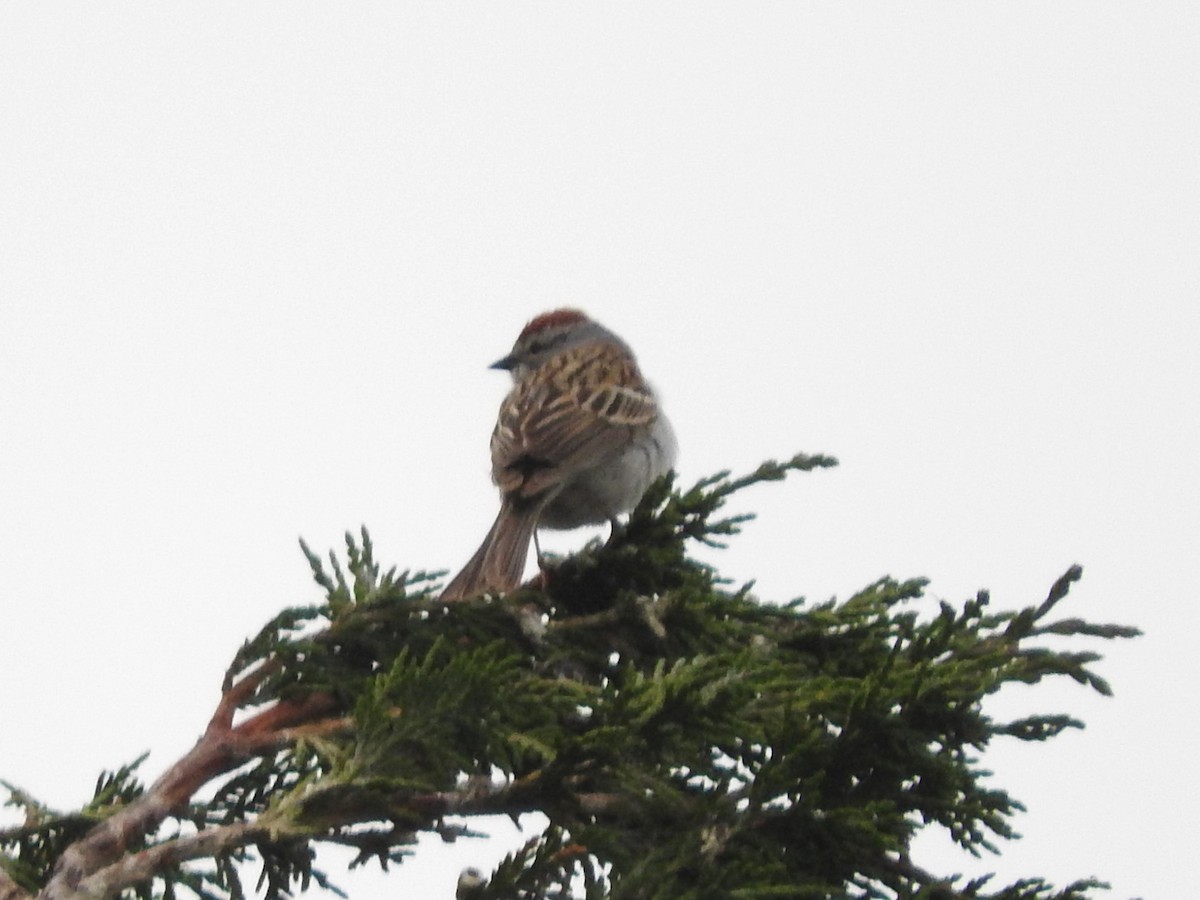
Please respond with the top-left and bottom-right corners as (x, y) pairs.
(0, 454), (1139, 899)
(2, 757), (148, 896)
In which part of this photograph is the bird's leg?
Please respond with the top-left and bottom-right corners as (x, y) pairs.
(606, 516), (621, 544)
(522, 530), (552, 596)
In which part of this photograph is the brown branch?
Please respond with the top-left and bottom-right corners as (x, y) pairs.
(60, 774), (594, 899)
(74, 822), (269, 900)
(870, 852), (952, 892)
(405, 776), (622, 820)
(546, 608), (623, 632)
(1, 866), (30, 900)
(211, 660), (280, 732)
(39, 679), (342, 900)
(273, 716), (355, 746)
(36, 746), (619, 900)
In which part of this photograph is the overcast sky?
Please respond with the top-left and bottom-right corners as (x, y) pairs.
(2, 4), (1196, 898)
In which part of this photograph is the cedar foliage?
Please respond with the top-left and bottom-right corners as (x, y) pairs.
(0, 455), (1138, 899)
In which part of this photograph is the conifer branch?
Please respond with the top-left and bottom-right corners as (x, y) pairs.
(74, 822), (268, 900)
(0, 866), (26, 900)
(2, 457), (1140, 900)
(40, 675), (342, 900)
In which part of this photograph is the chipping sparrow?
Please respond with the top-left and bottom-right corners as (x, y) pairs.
(440, 308), (677, 601)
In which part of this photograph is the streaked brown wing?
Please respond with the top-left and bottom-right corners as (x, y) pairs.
(490, 341), (658, 501)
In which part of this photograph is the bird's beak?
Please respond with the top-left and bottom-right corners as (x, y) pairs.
(490, 354), (517, 371)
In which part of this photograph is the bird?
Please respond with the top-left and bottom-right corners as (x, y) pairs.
(439, 308), (677, 602)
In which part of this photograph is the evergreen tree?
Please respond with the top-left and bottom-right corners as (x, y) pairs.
(0, 456), (1138, 900)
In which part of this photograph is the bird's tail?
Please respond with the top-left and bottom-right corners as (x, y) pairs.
(440, 499), (539, 602)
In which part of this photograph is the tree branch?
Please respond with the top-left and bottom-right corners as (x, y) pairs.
(211, 661), (279, 732)
(40, 680), (341, 900)
(50, 772), (620, 900)
(1, 866), (30, 900)
(74, 822), (268, 900)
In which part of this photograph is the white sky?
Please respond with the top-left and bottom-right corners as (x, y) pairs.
(1, 4), (1196, 898)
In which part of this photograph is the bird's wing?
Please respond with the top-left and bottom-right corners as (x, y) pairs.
(490, 341), (659, 501)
